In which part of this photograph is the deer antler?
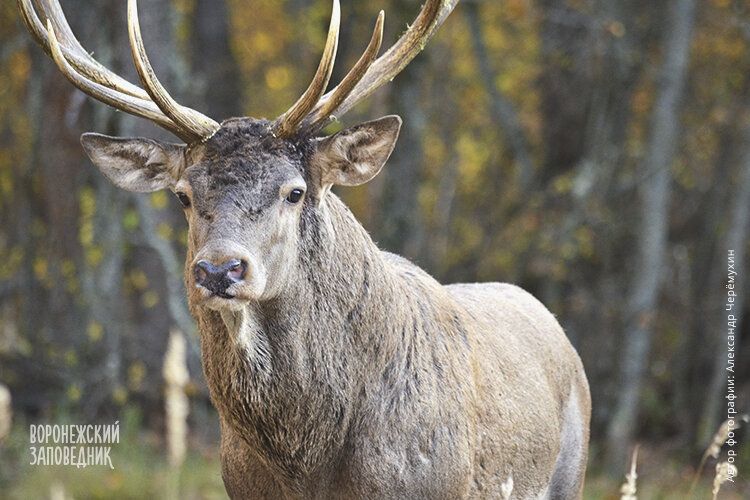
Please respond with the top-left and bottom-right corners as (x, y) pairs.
(19, 0), (148, 100)
(21, 0), (456, 141)
(18, 0), (220, 143)
(274, 0), (341, 138)
(276, 0), (459, 138)
(302, 10), (384, 133)
(127, 0), (221, 140)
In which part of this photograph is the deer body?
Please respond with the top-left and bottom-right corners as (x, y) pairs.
(21, 0), (591, 497)
(196, 182), (589, 500)
(162, 122), (588, 499)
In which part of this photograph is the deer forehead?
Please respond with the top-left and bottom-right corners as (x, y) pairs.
(192, 118), (306, 168)
(182, 120), (308, 210)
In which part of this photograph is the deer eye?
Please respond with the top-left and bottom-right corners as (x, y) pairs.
(176, 192), (191, 208)
(286, 188), (304, 204)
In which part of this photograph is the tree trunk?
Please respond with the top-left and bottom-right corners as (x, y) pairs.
(675, 78), (748, 446)
(605, 0), (698, 473)
(374, 63), (427, 260)
(697, 102), (750, 445)
(464, 1), (534, 192)
(191, 0), (241, 120)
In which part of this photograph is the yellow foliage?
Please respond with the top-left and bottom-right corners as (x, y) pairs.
(78, 187), (96, 218)
(111, 386), (128, 406)
(78, 187), (97, 249)
(456, 133), (490, 193)
(0, 245), (23, 280)
(553, 174), (573, 195)
(177, 229), (189, 247)
(123, 209), (140, 231)
(423, 131), (447, 172)
(142, 290), (160, 309)
(173, 0), (195, 15)
(157, 222), (174, 241)
(0, 167), (12, 198)
(574, 226), (595, 260)
(79, 222), (94, 249)
(64, 349), (78, 367)
(150, 191), (169, 210)
(61, 259), (75, 278)
(417, 185), (437, 222)
(265, 65), (291, 90)
(86, 246), (104, 269)
(87, 322), (104, 342)
(67, 384), (82, 402)
(128, 362), (148, 391)
(250, 32), (276, 59)
(9, 51), (30, 83)
(228, 0), (294, 117)
(455, 219), (483, 254)
(128, 270), (149, 292)
(32, 256), (48, 283)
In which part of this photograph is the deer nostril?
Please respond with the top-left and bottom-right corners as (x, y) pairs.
(194, 260), (211, 284)
(226, 260), (246, 281)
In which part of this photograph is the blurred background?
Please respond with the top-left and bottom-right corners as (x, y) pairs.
(0, 0), (748, 498)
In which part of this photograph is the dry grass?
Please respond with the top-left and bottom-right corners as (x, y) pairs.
(163, 329), (190, 468)
(602, 416), (747, 500)
(163, 329), (191, 500)
(0, 383), (10, 444)
(690, 419), (733, 494)
(620, 445), (638, 500)
(712, 462), (738, 500)
(688, 415), (747, 498)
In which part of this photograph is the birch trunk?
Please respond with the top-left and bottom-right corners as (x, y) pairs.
(605, 0), (698, 473)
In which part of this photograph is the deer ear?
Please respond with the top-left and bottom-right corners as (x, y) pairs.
(80, 133), (186, 192)
(313, 115), (402, 187)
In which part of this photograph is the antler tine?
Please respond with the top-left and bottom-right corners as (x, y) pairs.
(128, 0), (220, 143)
(320, 0), (458, 124)
(19, 0), (219, 143)
(18, 0), (149, 100)
(39, 0), (87, 55)
(302, 10), (384, 133)
(45, 21), (188, 139)
(274, 0), (341, 138)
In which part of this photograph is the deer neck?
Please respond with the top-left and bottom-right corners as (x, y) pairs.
(194, 193), (405, 482)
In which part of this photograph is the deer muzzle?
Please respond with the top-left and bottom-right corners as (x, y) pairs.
(190, 239), (266, 308)
(194, 259), (247, 298)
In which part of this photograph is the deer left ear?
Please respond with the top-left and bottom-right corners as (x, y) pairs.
(313, 115), (402, 187)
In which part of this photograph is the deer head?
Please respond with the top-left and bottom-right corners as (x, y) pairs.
(19, 0), (456, 310)
(81, 115), (402, 310)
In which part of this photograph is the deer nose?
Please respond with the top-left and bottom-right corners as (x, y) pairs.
(194, 259), (247, 297)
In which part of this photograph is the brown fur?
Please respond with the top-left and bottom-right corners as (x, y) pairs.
(81, 117), (591, 499)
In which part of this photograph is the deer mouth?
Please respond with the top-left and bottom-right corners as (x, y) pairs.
(193, 281), (261, 311)
(197, 290), (251, 312)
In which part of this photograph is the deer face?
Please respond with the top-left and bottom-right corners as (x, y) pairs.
(81, 116), (401, 311)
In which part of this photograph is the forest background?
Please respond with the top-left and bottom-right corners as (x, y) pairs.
(0, 0), (748, 497)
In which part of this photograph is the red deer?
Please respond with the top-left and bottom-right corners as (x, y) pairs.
(19, 0), (591, 497)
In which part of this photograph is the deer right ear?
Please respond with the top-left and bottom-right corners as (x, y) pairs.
(80, 133), (186, 193)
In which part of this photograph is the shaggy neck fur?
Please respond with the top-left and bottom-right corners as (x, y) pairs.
(190, 193), (461, 490)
